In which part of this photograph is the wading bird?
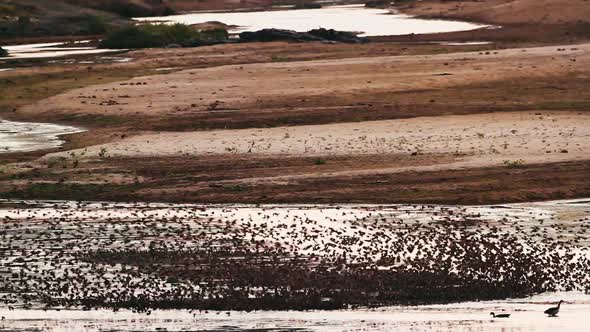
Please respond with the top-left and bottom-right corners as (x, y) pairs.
(544, 300), (564, 317)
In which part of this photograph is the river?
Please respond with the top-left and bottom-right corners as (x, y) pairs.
(0, 119), (83, 153)
(136, 4), (487, 37)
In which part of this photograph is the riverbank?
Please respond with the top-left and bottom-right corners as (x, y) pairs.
(1, 1), (589, 204)
(388, 0), (590, 44)
(1, 39), (588, 204)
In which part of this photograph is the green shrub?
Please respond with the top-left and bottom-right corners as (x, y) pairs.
(201, 28), (229, 41)
(503, 159), (525, 168)
(0, 47), (7, 57)
(46, 156), (67, 168)
(100, 23), (226, 49)
(271, 55), (289, 62)
(83, 15), (108, 34)
(98, 147), (109, 159)
(314, 158), (326, 165)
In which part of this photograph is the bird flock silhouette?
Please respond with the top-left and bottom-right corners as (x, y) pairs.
(0, 200), (589, 313)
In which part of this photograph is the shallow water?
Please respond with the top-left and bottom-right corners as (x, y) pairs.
(1, 42), (122, 60)
(0, 292), (588, 331)
(0, 119), (83, 153)
(0, 198), (588, 331)
(136, 4), (486, 37)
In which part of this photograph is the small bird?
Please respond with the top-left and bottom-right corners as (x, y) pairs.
(544, 300), (564, 317)
(490, 312), (511, 318)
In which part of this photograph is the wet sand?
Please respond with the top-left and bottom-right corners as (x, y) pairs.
(0, 119), (83, 153)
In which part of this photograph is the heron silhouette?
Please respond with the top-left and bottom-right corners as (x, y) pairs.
(544, 300), (564, 317)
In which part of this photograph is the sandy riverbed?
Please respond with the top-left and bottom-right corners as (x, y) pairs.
(21, 43), (587, 119)
(56, 110), (589, 172)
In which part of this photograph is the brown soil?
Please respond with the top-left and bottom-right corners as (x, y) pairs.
(396, 0), (590, 26)
(1, 0), (590, 205)
(2, 154), (589, 205)
(132, 159), (590, 204)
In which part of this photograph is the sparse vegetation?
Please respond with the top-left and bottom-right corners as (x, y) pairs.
(314, 158), (326, 165)
(229, 184), (245, 192)
(99, 23), (228, 49)
(98, 147), (109, 159)
(0, 47), (7, 57)
(46, 156), (67, 168)
(271, 55), (289, 62)
(503, 159), (526, 168)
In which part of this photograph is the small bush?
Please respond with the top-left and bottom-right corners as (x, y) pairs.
(271, 55), (289, 62)
(503, 159), (525, 168)
(98, 147), (109, 159)
(0, 47), (7, 58)
(100, 23), (227, 49)
(314, 158), (326, 165)
(82, 15), (108, 34)
(200, 28), (229, 41)
(46, 156), (67, 168)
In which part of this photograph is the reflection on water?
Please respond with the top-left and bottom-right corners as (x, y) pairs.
(1, 42), (123, 59)
(0, 119), (83, 153)
(0, 292), (589, 331)
(136, 5), (486, 37)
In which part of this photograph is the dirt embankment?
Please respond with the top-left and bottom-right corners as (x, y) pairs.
(397, 0), (590, 25)
(386, 0), (590, 44)
(2, 0), (590, 205)
(166, 0), (361, 12)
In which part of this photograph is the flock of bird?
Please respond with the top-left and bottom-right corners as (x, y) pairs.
(0, 200), (588, 314)
(489, 299), (565, 319)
